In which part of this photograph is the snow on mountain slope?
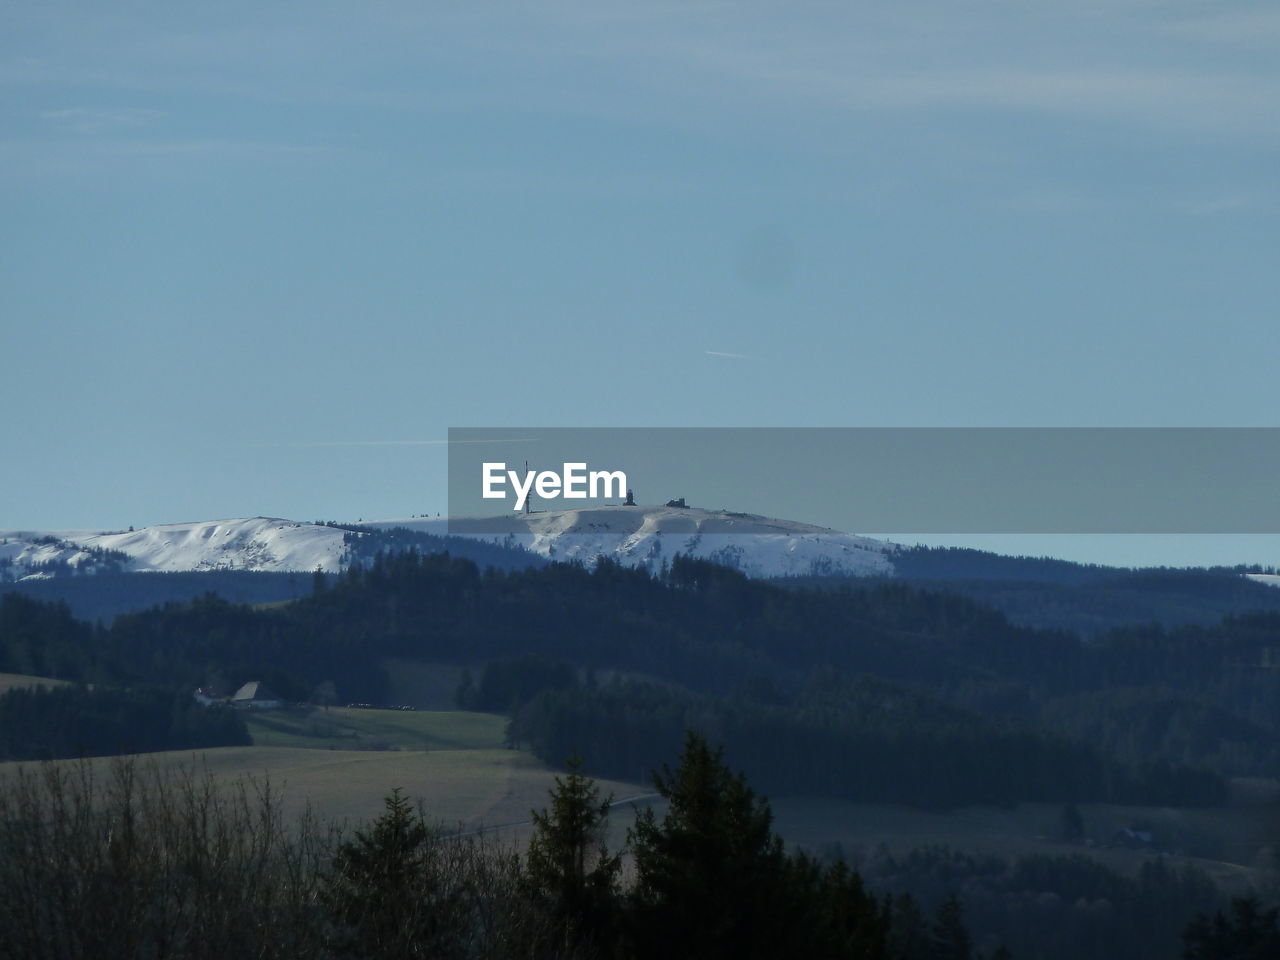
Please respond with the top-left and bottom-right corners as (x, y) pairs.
(357, 505), (895, 578)
(90, 518), (350, 573)
(6, 509), (1277, 586)
(0, 518), (349, 580)
(1, 506), (894, 581)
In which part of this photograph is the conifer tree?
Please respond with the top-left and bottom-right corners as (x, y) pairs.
(1183, 898), (1280, 960)
(627, 731), (798, 959)
(1059, 801), (1085, 843)
(798, 854), (892, 960)
(524, 754), (621, 950)
(323, 790), (462, 959)
(887, 892), (931, 960)
(931, 894), (973, 960)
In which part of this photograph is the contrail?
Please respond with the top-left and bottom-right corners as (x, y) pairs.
(705, 350), (749, 360)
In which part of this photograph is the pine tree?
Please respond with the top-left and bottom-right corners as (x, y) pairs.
(454, 668), (476, 709)
(627, 731), (798, 959)
(322, 790), (462, 958)
(1060, 801), (1085, 843)
(887, 892), (931, 960)
(1183, 897), (1280, 960)
(931, 894), (972, 960)
(524, 754), (621, 950)
(801, 854), (892, 959)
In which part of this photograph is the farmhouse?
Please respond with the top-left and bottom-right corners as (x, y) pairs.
(230, 681), (283, 710)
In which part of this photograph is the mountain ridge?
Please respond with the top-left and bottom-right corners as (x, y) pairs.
(5, 508), (1277, 592)
(0, 505), (893, 582)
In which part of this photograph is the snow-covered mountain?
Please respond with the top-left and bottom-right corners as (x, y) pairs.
(360, 505), (894, 578)
(0, 517), (350, 580)
(0, 505), (894, 582)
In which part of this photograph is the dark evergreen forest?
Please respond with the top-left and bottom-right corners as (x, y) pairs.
(3, 549), (1278, 805)
(0, 684), (250, 760)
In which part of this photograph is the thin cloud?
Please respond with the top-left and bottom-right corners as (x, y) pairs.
(14, 6), (1280, 145)
(41, 107), (164, 133)
(705, 350), (750, 360)
(540, 4), (1280, 141)
(1164, 11), (1280, 48)
(94, 138), (329, 159)
(256, 438), (540, 448)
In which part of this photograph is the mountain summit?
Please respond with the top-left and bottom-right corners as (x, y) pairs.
(363, 504), (894, 578)
(1, 505), (893, 581)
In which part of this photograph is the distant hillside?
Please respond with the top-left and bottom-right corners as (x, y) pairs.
(5, 552), (1278, 807)
(0, 525), (546, 621)
(5, 570), (315, 624)
(7, 512), (1278, 631)
(779, 547), (1280, 634)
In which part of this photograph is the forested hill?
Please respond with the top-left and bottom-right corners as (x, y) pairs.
(780, 548), (1280, 635)
(2, 551), (1278, 806)
(11, 530), (1280, 636)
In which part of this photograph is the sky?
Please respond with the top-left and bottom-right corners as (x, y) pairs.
(3, 2), (1279, 566)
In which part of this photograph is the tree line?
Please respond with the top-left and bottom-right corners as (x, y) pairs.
(504, 669), (1227, 808)
(0, 684), (250, 761)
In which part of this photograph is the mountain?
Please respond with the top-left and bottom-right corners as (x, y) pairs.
(5, 506), (1274, 604)
(359, 505), (894, 578)
(0, 505), (893, 583)
(0, 517), (348, 579)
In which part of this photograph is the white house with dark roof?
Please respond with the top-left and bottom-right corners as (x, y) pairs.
(229, 681), (283, 710)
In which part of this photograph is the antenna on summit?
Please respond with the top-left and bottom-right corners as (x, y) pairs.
(524, 460), (533, 514)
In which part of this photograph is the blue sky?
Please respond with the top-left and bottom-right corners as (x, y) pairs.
(3, 2), (1278, 565)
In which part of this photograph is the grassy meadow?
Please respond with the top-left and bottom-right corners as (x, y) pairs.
(0, 672), (70, 695)
(243, 705), (507, 752)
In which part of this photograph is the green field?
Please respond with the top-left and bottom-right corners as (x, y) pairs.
(234, 705), (654, 833)
(244, 705), (507, 752)
(0, 672), (70, 694)
(0, 743), (650, 833)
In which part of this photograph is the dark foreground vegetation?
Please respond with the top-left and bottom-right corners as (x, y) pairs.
(0, 734), (958, 960)
(0, 733), (1270, 960)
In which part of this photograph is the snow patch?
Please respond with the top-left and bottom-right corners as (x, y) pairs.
(1, 505), (895, 581)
